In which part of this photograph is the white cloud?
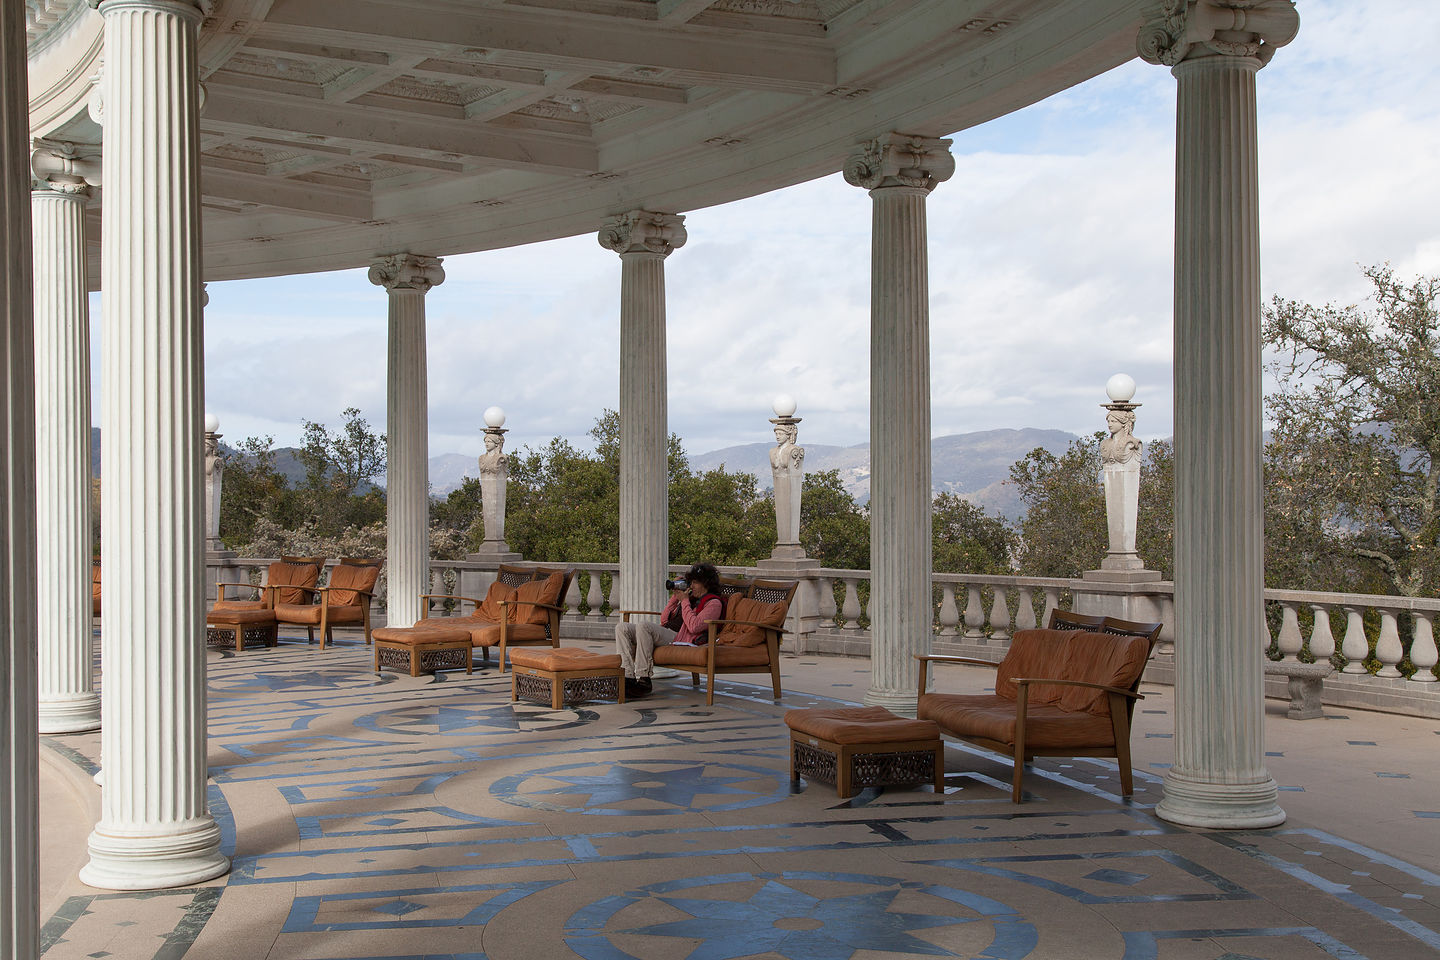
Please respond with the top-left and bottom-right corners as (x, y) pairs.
(86, 0), (1440, 464)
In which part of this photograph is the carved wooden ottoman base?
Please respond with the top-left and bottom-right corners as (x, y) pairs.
(372, 636), (474, 677)
(785, 706), (944, 799)
(206, 609), (279, 652)
(509, 647), (625, 709)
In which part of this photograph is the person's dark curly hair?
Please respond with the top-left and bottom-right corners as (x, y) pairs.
(684, 562), (722, 598)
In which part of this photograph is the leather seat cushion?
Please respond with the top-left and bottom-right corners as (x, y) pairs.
(211, 599), (267, 612)
(372, 623), (472, 644)
(509, 647), (621, 671)
(470, 623), (550, 647)
(653, 643), (770, 668)
(918, 694), (1116, 749)
(207, 607), (278, 626)
(715, 594), (789, 647)
(784, 706), (939, 744)
(273, 603), (365, 625)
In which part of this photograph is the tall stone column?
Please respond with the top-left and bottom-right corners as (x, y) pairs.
(369, 254), (444, 629)
(598, 211), (686, 615)
(2, 0), (40, 949)
(1139, 0), (1298, 829)
(82, 0), (230, 890)
(845, 134), (953, 715)
(31, 144), (102, 734)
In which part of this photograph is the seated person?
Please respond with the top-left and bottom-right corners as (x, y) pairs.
(615, 562), (724, 698)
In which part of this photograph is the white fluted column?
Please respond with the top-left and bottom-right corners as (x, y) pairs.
(599, 211), (686, 615)
(845, 134), (953, 716)
(2, 0), (40, 950)
(31, 146), (101, 734)
(1139, 1), (1298, 829)
(82, 0), (229, 889)
(369, 254), (444, 629)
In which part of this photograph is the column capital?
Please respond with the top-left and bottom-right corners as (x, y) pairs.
(31, 141), (100, 197)
(87, 0), (210, 19)
(597, 210), (687, 259)
(368, 254), (445, 293)
(1137, 0), (1298, 68)
(843, 133), (954, 193)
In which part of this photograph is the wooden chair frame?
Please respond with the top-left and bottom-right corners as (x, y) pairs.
(917, 616), (1161, 803)
(276, 558), (381, 648)
(622, 578), (799, 705)
(416, 564), (574, 671)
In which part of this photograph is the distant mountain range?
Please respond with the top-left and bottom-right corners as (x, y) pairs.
(92, 426), (1080, 520)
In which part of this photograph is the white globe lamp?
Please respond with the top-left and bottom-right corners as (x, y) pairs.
(204, 412), (219, 434)
(1105, 373), (1137, 404)
(483, 406), (506, 428)
(772, 393), (797, 418)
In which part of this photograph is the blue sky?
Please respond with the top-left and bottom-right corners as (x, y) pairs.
(104, 1), (1440, 464)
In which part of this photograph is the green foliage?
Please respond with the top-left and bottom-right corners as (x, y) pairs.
(931, 492), (1016, 574)
(799, 470), (869, 569)
(1009, 434), (1174, 579)
(1264, 265), (1440, 596)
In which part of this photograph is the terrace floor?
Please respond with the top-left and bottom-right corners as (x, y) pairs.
(36, 629), (1440, 960)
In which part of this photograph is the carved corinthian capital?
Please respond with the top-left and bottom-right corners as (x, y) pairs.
(597, 210), (687, 258)
(843, 133), (955, 193)
(368, 254), (445, 293)
(31, 141), (101, 196)
(1137, 0), (1299, 67)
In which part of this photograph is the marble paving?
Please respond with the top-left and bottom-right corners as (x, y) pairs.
(36, 631), (1440, 960)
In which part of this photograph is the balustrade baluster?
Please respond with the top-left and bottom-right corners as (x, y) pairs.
(586, 571), (606, 622)
(1276, 603), (1303, 663)
(1374, 610), (1403, 678)
(605, 571), (620, 621)
(937, 583), (959, 636)
(1308, 604), (1335, 664)
(987, 587), (1011, 642)
(1041, 588), (1059, 629)
(841, 577), (862, 632)
(1410, 614), (1437, 682)
(1015, 586), (1036, 632)
(816, 576), (837, 629)
(963, 584), (984, 639)
(1157, 594), (1176, 656)
(563, 572), (583, 622)
(1340, 607), (1369, 674)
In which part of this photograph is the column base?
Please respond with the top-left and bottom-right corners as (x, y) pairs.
(38, 692), (101, 734)
(862, 686), (918, 718)
(466, 545), (521, 563)
(754, 556), (819, 575)
(81, 817), (230, 890)
(1156, 768), (1285, 829)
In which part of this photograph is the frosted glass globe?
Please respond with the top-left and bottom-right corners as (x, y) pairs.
(204, 413), (219, 434)
(772, 394), (797, 418)
(1105, 373), (1136, 403)
(483, 406), (506, 428)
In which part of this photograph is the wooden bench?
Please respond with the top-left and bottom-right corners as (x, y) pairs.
(509, 647), (625, 708)
(785, 706), (944, 799)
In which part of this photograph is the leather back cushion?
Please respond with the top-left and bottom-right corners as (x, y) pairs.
(266, 561), (321, 605)
(328, 562), (380, 606)
(716, 594), (788, 647)
(995, 628), (1150, 715)
(476, 580), (517, 623)
(512, 572), (564, 625)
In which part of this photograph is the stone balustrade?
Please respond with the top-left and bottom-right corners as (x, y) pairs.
(204, 553), (1440, 718)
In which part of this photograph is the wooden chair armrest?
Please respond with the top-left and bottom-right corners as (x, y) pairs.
(214, 581), (260, 590)
(618, 608), (663, 622)
(915, 654), (1001, 669)
(498, 599), (567, 613)
(1011, 677), (1143, 700)
(421, 593), (481, 616)
(705, 618), (788, 635)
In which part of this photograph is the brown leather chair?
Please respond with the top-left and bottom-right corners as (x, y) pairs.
(629, 578), (799, 706)
(91, 562), (101, 617)
(212, 556), (325, 613)
(272, 557), (381, 648)
(916, 617), (1161, 803)
(374, 564), (574, 671)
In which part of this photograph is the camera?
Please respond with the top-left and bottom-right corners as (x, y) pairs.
(664, 578), (688, 592)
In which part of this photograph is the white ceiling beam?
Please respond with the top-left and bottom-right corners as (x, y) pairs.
(260, 0), (836, 91)
(201, 168), (375, 222)
(203, 87), (600, 174)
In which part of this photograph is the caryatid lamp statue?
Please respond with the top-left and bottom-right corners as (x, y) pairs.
(769, 394), (806, 560)
(203, 413), (224, 551)
(1099, 374), (1146, 571)
(476, 406), (515, 556)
